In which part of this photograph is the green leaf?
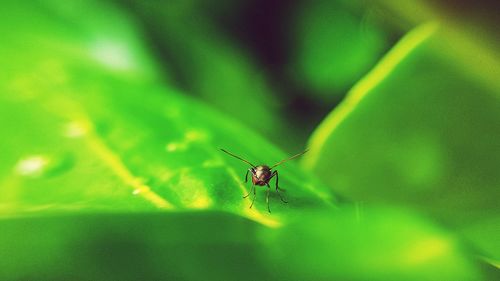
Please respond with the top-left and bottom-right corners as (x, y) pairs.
(0, 1), (334, 227)
(303, 22), (500, 262)
(0, 209), (485, 281)
(261, 207), (483, 281)
(0, 212), (271, 281)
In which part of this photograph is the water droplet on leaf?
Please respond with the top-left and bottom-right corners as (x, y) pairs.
(14, 153), (74, 178)
(15, 155), (49, 177)
(63, 121), (89, 138)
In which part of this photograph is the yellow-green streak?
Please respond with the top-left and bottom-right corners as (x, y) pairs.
(84, 124), (174, 209)
(481, 256), (500, 269)
(302, 22), (438, 169)
(379, 0), (500, 97)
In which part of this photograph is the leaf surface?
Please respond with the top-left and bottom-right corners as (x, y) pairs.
(0, 1), (334, 227)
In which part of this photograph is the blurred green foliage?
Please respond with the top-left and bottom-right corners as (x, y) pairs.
(262, 207), (482, 281)
(289, 0), (390, 97)
(0, 208), (484, 281)
(122, 0), (291, 149)
(0, 0), (499, 280)
(304, 22), (500, 264)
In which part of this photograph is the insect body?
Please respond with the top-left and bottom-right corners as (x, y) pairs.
(221, 148), (308, 213)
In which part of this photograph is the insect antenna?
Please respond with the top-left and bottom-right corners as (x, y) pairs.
(270, 149), (309, 169)
(220, 149), (256, 168)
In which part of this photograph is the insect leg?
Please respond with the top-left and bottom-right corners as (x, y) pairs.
(271, 171), (286, 191)
(249, 184), (257, 209)
(243, 187), (251, 198)
(245, 169), (250, 183)
(272, 171), (288, 203)
(266, 185), (271, 213)
(243, 169), (257, 198)
(243, 182), (252, 199)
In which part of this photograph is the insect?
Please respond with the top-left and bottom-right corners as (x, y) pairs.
(220, 148), (308, 213)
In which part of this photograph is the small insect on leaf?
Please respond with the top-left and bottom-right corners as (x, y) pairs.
(220, 148), (308, 213)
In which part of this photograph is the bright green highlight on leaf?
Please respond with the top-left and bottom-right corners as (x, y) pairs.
(303, 22), (438, 169)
